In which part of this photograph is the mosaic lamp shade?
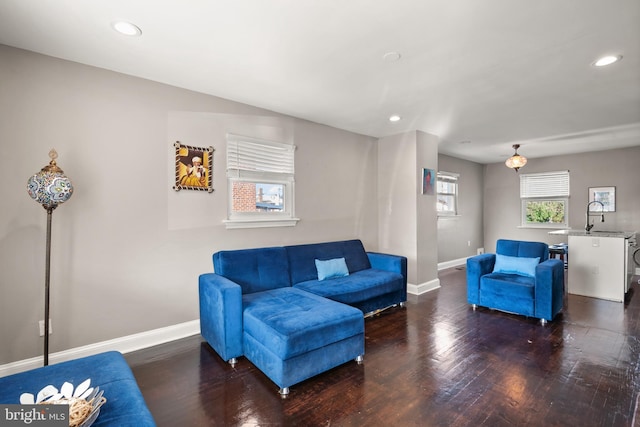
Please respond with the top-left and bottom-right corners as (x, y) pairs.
(27, 149), (73, 210)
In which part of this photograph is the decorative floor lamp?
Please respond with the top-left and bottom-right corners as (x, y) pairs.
(27, 149), (73, 366)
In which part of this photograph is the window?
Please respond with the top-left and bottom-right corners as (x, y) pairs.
(437, 172), (459, 216)
(224, 134), (298, 229)
(520, 171), (570, 228)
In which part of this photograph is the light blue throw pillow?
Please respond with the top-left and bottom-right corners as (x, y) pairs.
(315, 257), (350, 281)
(493, 254), (540, 278)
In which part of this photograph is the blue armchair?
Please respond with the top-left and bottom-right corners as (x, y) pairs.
(466, 239), (564, 324)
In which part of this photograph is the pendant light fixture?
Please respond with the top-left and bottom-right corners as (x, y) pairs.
(505, 144), (527, 172)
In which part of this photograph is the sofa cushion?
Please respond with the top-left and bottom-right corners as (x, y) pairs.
(286, 240), (371, 285)
(242, 287), (363, 360)
(480, 272), (536, 316)
(315, 257), (349, 281)
(213, 247), (290, 294)
(293, 269), (403, 305)
(493, 254), (540, 278)
(481, 272), (535, 299)
(497, 239), (549, 261)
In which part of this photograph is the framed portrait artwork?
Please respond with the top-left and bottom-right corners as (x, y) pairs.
(173, 141), (214, 192)
(588, 186), (615, 212)
(422, 168), (435, 195)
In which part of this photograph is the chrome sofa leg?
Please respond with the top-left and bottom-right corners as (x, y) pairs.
(472, 304), (477, 310)
(279, 387), (290, 397)
(540, 318), (547, 326)
(355, 355), (364, 364)
(228, 358), (237, 367)
(399, 301), (406, 308)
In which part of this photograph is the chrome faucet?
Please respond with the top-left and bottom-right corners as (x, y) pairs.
(585, 200), (605, 233)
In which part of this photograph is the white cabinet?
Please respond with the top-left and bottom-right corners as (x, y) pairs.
(568, 235), (626, 302)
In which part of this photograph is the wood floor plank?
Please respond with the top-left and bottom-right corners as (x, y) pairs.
(126, 267), (640, 426)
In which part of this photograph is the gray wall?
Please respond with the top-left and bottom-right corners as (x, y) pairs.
(378, 131), (439, 288)
(415, 131), (440, 286)
(0, 45), (379, 364)
(437, 154), (485, 263)
(483, 146), (640, 253)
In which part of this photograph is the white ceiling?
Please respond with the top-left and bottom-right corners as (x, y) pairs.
(1, 0), (639, 164)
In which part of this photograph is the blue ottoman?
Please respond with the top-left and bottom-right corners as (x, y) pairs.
(242, 287), (365, 395)
(0, 351), (155, 426)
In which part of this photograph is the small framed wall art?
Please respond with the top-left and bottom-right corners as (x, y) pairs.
(588, 186), (615, 212)
(422, 168), (435, 195)
(173, 141), (214, 192)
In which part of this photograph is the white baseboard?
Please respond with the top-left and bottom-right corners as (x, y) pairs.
(0, 320), (200, 378)
(438, 257), (467, 271)
(407, 278), (441, 295)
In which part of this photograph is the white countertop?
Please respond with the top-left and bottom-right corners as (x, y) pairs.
(548, 229), (636, 238)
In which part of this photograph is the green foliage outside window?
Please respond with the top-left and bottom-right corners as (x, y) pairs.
(525, 200), (565, 224)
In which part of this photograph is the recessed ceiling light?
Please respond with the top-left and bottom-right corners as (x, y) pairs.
(593, 55), (622, 67)
(383, 52), (402, 62)
(389, 115), (402, 122)
(111, 21), (142, 37)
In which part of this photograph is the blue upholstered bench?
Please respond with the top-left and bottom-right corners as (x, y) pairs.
(242, 287), (364, 395)
(0, 351), (155, 426)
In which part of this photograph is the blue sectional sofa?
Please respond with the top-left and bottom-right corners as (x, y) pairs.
(199, 239), (407, 395)
(0, 351), (155, 426)
(466, 239), (564, 324)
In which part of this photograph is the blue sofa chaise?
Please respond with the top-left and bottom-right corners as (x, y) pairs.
(0, 351), (155, 426)
(199, 239), (407, 395)
(466, 239), (564, 324)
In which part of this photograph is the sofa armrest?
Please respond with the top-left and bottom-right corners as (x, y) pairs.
(0, 351), (156, 426)
(367, 252), (408, 287)
(534, 258), (564, 321)
(466, 253), (496, 304)
(199, 273), (243, 362)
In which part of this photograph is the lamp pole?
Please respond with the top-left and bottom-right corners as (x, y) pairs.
(43, 207), (54, 366)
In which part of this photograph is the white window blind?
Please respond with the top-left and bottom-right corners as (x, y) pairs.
(520, 171), (570, 198)
(438, 172), (459, 184)
(226, 134), (294, 176)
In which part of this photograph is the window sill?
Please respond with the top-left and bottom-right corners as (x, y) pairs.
(438, 214), (461, 219)
(223, 218), (300, 229)
(517, 225), (568, 230)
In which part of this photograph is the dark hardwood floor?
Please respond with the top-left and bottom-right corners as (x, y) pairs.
(126, 267), (640, 426)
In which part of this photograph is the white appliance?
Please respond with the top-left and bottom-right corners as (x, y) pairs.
(627, 234), (638, 293)
(568, 232), (636, 303)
